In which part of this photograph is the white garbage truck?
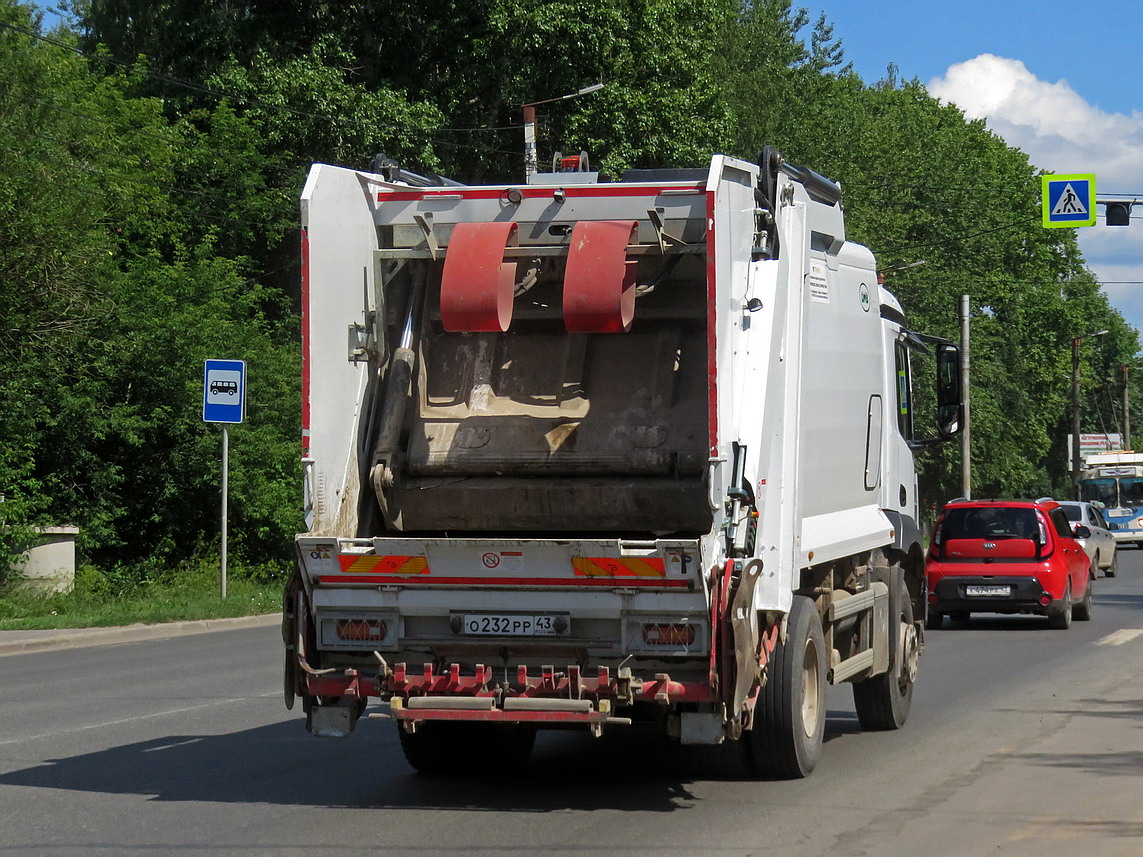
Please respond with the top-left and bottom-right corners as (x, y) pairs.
(283, 148), (963, 778)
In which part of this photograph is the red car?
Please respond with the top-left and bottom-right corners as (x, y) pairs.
(925, 498), (1093, 630)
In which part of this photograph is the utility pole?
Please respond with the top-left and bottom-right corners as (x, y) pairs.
(1071, 330), (1109, 495)
(1124, 363), (1132, 450)
(522, 84), (603, 182)
(960, 294), (971, 499)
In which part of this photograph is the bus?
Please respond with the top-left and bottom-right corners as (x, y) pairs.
(1078, 451), (1143, 546)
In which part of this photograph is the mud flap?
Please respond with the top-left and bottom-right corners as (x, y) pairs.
(307, 700), (359, 738)
(281, 572), (302, 710)
(729, 559), (765, 726)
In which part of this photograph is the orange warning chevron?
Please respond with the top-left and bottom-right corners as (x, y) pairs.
(571, 557), (666, 578)
(336, 555), (430, 575)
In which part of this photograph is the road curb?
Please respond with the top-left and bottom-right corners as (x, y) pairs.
(0, 613), (283, 657)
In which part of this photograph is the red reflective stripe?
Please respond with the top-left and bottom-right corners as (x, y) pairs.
(706, 190), (718, 456)
(377, 185), (702, 203)
(301, 226), (310, 455)
(317, 575), (689, 588)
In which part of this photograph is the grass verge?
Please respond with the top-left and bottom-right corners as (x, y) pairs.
(0, 560), (283, 631)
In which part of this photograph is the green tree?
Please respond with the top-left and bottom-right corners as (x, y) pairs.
(1, 1), (303, 574)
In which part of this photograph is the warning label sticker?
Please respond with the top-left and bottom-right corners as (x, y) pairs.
(809, 261), (830, 303)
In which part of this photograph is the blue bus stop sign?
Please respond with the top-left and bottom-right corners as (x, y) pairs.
(1042, 174), (1096, 227)
(203, 359), (246, 424)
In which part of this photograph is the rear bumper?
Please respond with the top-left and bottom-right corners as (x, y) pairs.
(929, 574), (1051, 615)
(301, 659), (717, 732)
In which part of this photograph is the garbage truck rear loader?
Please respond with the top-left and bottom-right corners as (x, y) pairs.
(283, 150), (964, 778)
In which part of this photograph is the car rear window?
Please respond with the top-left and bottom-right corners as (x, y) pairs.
(939, 507), (1040, 540)
(1060, 505), (1081, 522)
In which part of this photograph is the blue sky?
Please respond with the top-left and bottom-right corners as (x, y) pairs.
(811, 1), (1140, 116)
(808, 1), (1143, 332)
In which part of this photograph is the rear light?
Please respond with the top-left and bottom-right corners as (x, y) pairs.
(642, 623), (696, 646)
(335, 618), (388, 642)
(928, 592), (938, 604)
(1038, 592), (1052, 607)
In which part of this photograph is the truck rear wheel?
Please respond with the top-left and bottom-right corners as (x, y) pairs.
(745, 594), (826, 779)
(398, 722), (536, 774)
(852, 570), (916, 731)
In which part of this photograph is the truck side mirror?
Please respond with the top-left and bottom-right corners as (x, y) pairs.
(935, 343), (963, 438)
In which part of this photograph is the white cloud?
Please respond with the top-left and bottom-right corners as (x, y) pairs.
(928, 54), (1143, 332)
(928, 55), (1143, 184)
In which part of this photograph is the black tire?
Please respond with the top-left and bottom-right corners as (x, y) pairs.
(948, 610), (971, 626)
(925, 610), (943, 631)
(745, 595), (826, 779)
(490, 724), (537, 772)
(853, 571), (917, 731)
(1047, 582), (1073, 630)
(397, 721), (536, 774)
(1105, 550), (1117, 578)
(398, 721), (460, 773)
(1073, 570), (1094, 621)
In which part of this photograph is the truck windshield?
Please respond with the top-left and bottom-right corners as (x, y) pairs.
(939, 507), (1039, 540)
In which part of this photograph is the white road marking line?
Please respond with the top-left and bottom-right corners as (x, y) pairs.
(0, 691), (277, 747)
(1096, 628), (1143, 646)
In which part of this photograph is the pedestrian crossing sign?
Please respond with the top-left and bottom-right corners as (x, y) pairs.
(1042, 174), (1096, 227)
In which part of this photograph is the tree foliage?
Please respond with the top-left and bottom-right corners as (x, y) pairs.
(2, 0), (1138, 576)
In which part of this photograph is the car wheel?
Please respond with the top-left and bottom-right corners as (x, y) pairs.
(1105, 550), (1118, 578)
(948, 610), (970, 626)
(925, 610), (944, 631)
(1047, 582), (1072, 630)
(1074, 568), (1094, 621)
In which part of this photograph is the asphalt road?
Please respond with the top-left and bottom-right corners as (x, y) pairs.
(2, 555), (1143, 857)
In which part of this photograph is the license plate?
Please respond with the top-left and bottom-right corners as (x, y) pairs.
(965, 585), (1011, 597)
(461, 614), (565, 636)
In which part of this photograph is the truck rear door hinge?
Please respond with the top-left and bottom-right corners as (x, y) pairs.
(348, 322), (373, 364)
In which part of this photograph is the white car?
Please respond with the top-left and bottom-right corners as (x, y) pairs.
(1057, 500), (1118, 577)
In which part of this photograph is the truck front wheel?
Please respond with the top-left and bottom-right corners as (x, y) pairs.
(852, 569), (916, 731)
(745, 594), (826, 779)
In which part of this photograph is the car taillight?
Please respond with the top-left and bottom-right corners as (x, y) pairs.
(642, 623), (696, 646)
(336, 618), (388, 641)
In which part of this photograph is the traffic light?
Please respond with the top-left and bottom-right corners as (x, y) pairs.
(1106, 200), (1132, 226)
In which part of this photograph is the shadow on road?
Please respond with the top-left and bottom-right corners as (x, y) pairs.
(0, 711), (862, 810)
(1091, 591), (1143, 610)
(929, 615), (1076, 632)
